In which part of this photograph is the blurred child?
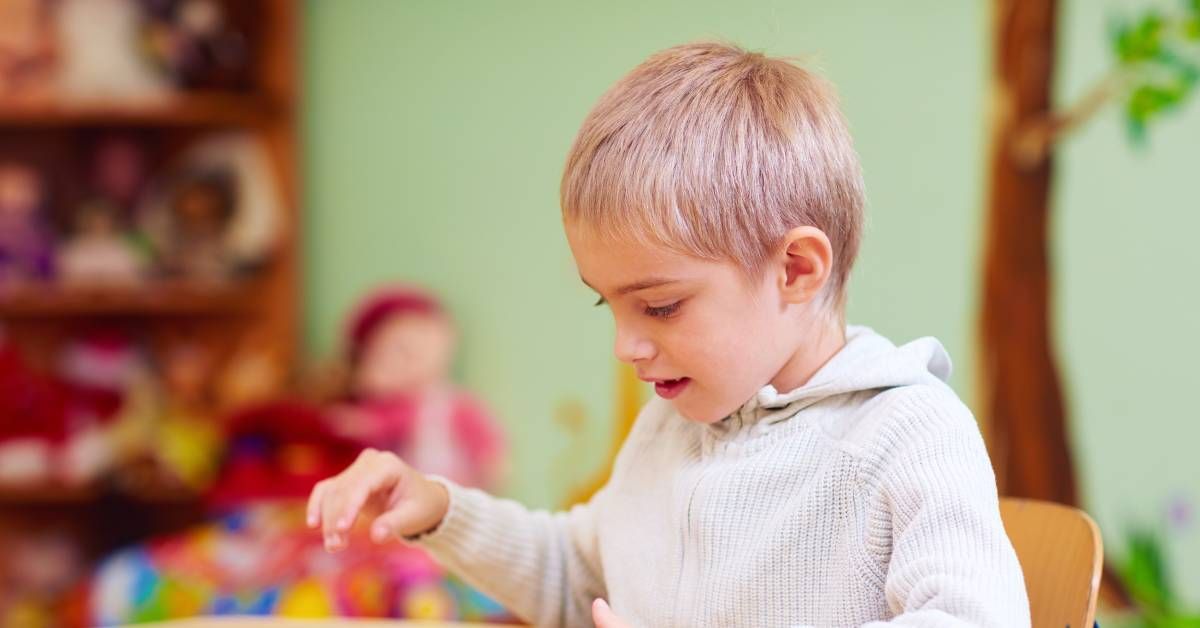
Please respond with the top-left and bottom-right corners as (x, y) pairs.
(307, 42), (1030, 627)
(332, 285), (505, 490)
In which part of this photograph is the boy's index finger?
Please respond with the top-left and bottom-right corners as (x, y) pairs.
(306, 480), (327, 528)
(336, 484), (373, 531)
(334, 460), (404, 531)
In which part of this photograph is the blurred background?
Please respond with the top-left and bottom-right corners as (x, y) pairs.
(0, 0), (1196, 626)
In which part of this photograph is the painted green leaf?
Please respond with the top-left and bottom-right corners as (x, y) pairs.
(1186, 16), (1200, 40)
(1154, 48), (1200, 79)
(1113, 12), (1167, 64)
(1120, 529), (1176, 615)
(1154, 616), (1200, 628)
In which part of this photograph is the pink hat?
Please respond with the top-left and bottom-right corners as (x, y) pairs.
(344, 284), (445, 362)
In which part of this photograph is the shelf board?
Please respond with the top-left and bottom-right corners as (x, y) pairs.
(0, 482), (101, 504)
(0, 92), (279, 127)
(0, 280), (259, 317)
(0, 481), (201, 506)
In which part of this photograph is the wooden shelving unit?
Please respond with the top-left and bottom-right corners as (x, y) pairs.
(0, 0), (302, 601)
(0, 4), (300, 388)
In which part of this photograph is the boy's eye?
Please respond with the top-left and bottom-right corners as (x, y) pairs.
(644, 301), (681, 319)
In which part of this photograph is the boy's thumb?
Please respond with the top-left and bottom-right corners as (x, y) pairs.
(592, 598), (619, 627)
(370, 499), (431, 542)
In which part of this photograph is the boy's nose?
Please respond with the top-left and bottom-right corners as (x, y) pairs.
(613, 325), (655, 364)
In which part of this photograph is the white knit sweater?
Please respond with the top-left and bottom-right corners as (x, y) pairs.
(415, 327), (1031, 627)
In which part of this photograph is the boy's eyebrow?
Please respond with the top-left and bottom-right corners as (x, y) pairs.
(579, 276), (680, 296)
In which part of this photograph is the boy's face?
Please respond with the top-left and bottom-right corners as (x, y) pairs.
(567, 227), (805, 424)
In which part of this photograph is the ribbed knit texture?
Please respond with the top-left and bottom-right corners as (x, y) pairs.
(414, 326), (1031, 627)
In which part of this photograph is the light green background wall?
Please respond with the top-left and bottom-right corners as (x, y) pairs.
(1057, 0), (1200, 602)
(303, 0), (1199, 598)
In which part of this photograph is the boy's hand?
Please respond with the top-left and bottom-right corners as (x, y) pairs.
(592, 598), (630, 628)
(305, 448), (449, 551)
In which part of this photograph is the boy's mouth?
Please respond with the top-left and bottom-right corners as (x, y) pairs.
(652, 377), (691, 399)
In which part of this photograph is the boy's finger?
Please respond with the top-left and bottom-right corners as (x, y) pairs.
(321, 501), (345, 552)
(334, 463), (402, 531)
(322, 488), (358, 547)
(592, 598), (627, 628)
(322, 483), (357, 547)
(306, 480), (327, 528)
(335, 484), (372, 531)
(322, 464), (404, 547)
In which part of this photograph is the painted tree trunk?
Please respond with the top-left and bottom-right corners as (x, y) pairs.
(986, 0), (1136, 606)
(982, 0), (1077, 506)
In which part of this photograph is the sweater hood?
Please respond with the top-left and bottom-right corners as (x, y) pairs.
(711, 325), (952, 438)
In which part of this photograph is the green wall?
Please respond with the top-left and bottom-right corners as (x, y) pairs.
(303, 0), (1199, 599)
(1057, 0), (1200, 602)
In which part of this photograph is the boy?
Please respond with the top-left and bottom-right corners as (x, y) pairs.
(307, 42), (1030, 627)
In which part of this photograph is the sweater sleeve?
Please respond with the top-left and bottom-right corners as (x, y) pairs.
(858, 390), (1031, 628)
(410, 478), (607, 627)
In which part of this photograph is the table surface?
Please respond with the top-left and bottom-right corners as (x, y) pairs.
(140, 619), (510, 627)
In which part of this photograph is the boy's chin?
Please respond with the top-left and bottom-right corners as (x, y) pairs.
(673, 401), (730, 425)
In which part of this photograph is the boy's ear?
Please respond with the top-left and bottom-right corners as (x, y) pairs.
(776, 226), (833, 305)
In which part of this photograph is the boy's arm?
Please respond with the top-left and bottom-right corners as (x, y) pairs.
(411, 478), (607, 628)
(857, 393), (1032, 628)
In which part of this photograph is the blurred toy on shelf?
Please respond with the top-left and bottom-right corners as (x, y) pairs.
(0, 327), (68, 485)
(55, 199), (148, 285)
(0, 323), (228, 493)
(204, 398), (358, 511)
(0, 326), (137, 488)
(56, 136), (155, 284)
(90, 135), (152, 213)
(214, 334), (288, 414)
(0, 527), (85, 628)
(140, 133), (282, 281)
(152, 342), (222, 491)
(56, 329), (153, 485)
(53, 0), (170, 102)
(0, 132), (284, 289)
(333, 284), (506, 489)
(0, 0), (56, 101)
(140, 0), (252, 90)
(159, 169), (237, 280)
(63, 332), (229, 499)
(0, 160), (55, 283)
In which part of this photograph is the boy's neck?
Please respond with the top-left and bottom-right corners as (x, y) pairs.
(768, 314), (846, 395)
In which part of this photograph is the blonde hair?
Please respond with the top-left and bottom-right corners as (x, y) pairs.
(561, 42), (865, 306)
